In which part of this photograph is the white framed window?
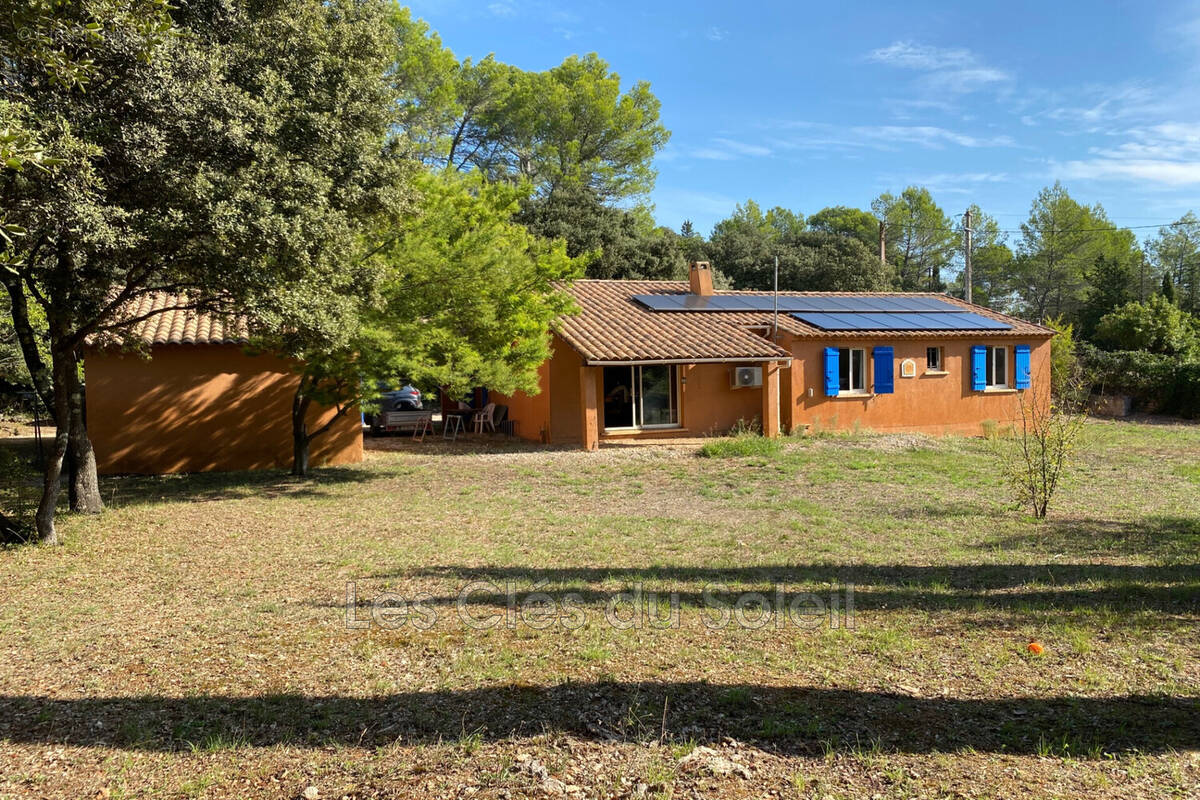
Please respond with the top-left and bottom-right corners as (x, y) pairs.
(985, 346), (1008, 388)
(838, 347), (866, 393)
(926, 346), (943, 372)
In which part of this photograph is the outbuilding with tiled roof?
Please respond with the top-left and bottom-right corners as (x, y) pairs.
(84, 296), (361, 474)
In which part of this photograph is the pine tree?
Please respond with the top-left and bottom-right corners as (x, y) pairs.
(1162, 273), (1177, 305)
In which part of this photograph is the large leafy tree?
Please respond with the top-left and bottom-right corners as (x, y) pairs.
(515, 183), (684, 280)
(388, 12), (669, 274)
(1078, 254), (1136, 339)
(1145, 212), (1200, 314)
(3, 0), (408, 542)
(806, 205), (880, 252)
(257, 171), (582, 476)
(871, 186), (958, 291)
(373, 172), (582, 393)
(390, 11), (668, 202)
(707, 200), (804, 287)
(1012, 182), (1139, 321)
(708, 201), (891, 292)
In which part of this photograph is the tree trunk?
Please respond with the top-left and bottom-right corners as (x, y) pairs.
(67, 352), (102, 513)
(35, 351), (72, 544)
(292, 431), (310, 477)
(291, 383), (312, 477)
(2, 273), (56, 422)
(289, 379), (351, 478)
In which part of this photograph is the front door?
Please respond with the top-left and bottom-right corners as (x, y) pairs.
(602, 366), (635, 429)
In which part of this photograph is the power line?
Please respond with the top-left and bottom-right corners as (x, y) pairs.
(881, 218), (1200, 236)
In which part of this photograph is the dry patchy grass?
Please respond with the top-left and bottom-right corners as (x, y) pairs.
(0, 419), (1198, 798)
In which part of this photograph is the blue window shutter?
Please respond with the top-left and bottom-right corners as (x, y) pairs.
(872, 346), (894, 394)
(823, 347), (839, 397)
(1014, 345), (1031, 389)
(970, 345), (986, 391)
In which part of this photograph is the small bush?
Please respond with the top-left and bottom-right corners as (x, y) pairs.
(1078, 343), (1200, 418)
(698, 434), (783, 459)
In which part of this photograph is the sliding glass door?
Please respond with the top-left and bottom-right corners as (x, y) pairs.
(601, 365), (679, 431)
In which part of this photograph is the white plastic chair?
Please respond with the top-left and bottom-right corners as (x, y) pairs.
(473, 402), (497, 434)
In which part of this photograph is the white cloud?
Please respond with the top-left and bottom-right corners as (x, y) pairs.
(671, 137), (772, 161)
(893, 171), (1011, 194)
(759, 121), (1016, 153)
(851, 125), (1015, 149)
(706, 26), (728, 41)
(882, 98), (956, 120)
(1042, 84), (1164, 130)
(867, 41), (975, 70)
(1054, 122), (1200, 186)
(866, 41), (1010, 95)
(1057, 158), (1200, 186)
(487, 2), (516, 16)
(711, 137), (770, 157)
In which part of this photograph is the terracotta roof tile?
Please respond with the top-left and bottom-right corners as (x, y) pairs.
(100, 293), (250, 347)
(556, 280), (1053, 363)
(557, 281), (791, 363)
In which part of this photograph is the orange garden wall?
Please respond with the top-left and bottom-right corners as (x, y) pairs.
(785, 336), (1053, 436)
(85, 344), (363, 474)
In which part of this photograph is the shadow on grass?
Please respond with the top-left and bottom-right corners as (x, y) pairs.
(354, 558), (1200, 618)
(0, 684), (1194, 756)
(988, 515), (1200, 559)
(98, 463), (381, 508)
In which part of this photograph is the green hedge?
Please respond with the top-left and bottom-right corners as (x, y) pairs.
(1078, 342), (1200, 418)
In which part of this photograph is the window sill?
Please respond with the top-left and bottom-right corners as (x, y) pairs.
(924, 370), (949, 376)
(832, 391), (872, 399)
(982, 387), (1017, 394)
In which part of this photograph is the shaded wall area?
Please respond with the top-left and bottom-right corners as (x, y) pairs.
(494, 334), (781, 447)
(85, 344), (362, 474)
(786, 336), (1053, 435)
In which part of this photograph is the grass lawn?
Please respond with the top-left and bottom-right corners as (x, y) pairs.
(0, 419), (1197, 799)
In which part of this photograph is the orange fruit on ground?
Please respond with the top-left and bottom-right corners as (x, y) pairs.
(1027, 641), (1044, 655)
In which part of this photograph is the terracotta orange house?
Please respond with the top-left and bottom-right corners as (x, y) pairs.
(84, 295), (362, 474)
(491, 263), (1055, 450)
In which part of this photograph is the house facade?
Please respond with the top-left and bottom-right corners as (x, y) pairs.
(85, 295), (362, 474)
(490, 263), (1055, 449)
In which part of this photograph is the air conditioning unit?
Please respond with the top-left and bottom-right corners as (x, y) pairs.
(730, 366), (763, 389)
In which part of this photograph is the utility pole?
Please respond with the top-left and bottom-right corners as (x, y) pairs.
(878, 219), (886, 265)
(962, 208), (973, 304)
(772, 254), (779, 344)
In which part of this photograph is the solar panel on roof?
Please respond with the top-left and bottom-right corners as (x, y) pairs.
(632, 293), (991, 321)
(679, 295), (716, 310)
(792, 311), (1011, 331)
(632, 294), (684, 311)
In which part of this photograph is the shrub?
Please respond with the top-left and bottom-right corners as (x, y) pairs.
(990, 385), (1087, 519)
(1043, 315), (1083, 404)
(1078, 343), (1200, 418)
(1093, 295), (1200, 357)
(698, 434), (783, 459)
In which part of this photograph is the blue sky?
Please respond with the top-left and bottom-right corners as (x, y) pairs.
(406, 0), (1200, 238)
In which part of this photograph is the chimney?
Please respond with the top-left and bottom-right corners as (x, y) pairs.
(688, 261), (714, 296)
